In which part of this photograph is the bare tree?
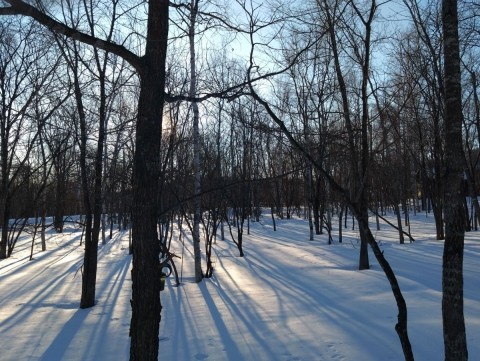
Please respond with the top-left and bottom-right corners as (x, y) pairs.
(241, 1), (414, 359)
(0, 1), (169, 359)
(0, 19), (64, 258)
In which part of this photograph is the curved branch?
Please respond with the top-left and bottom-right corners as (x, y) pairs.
(0, 1), (143, 74)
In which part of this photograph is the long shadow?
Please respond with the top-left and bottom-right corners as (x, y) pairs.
(162, 282), (190, 357)
(223, 237), (400, 359)
(1, 227), (132, 361)
(0, 231), (83, 273)
(39, 308), (92, 361)
(0, 257), (84, 333)
(198, 282), (248, 360)
(84, 260), (131, 359)
(210, 249), (332, 358)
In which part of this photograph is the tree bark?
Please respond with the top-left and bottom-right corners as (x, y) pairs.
(0, 2), (168, 359)
(442, 0), (468, 360)
(129, 1), (169, 360)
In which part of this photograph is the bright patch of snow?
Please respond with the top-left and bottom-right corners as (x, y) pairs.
(1, 212), (479, 360)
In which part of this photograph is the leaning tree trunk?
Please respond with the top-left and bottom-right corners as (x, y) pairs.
(355, 212), (414, 361)
(442, 1), (468, 360)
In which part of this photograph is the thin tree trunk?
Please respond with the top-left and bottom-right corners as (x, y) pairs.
(338, 205), (343, 243)
(376, 205), (380, 231)
(189, 0), (203, 283)
(394, 203), (405, 244)
(0, 139), (9, 259)
(433, 203), (445, 240)
(41, 200), (46, 251)
(68, 50), (98, 309)
(307, 165), (314, 241)
(271, 205), (277, 231)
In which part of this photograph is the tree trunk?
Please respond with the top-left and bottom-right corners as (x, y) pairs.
(358, 203), (370, 270)
(306, 165), (314, 241)
(189, 0), (203, 283)
(41, 199), (46, 251)
(464, 167), (480, 229)
(442, 1), (468, 359)
(69, 52), (98, 309)
(54, 171), (65, 233)
(433, 203), (445, 240)
(356, 214), (414, 361)
(0, 137), (9, 259)
(271, 205), (277, 231)
(394, 203), (405, 244)
(129, 2), (169, 360)
(376, 206), (380, 231)
(0, 204), (8, 259)
(338, 205), (343, 243)
(237, 227), (244, 257)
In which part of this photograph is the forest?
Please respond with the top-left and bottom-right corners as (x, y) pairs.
(0, 0), (478, 360)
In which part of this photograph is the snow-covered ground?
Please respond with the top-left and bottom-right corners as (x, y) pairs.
(0, 211), (479, 360)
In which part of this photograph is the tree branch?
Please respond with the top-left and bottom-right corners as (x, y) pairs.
(369, 209), (416, 243)
(0, 1), (143, 74)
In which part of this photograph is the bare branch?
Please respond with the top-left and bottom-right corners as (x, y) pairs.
(0, 1), (143, 74)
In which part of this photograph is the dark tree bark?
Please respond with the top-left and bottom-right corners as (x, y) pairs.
(0, 1), (169, 360)
(394, 202), (405, 244)
(129, 1), (169, 360)
(73, 60), (98, 309)
(53, 169), (66, 233)
(464, 70), (480, 228)
(442, 0), (468, 360)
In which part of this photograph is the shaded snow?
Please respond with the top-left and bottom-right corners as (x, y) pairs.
(1, 212), (479, 360)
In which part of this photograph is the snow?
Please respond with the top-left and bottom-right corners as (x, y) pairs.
(1, 212), (479, 361)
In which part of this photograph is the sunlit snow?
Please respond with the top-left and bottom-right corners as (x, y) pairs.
(1, 210), (479, 360)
